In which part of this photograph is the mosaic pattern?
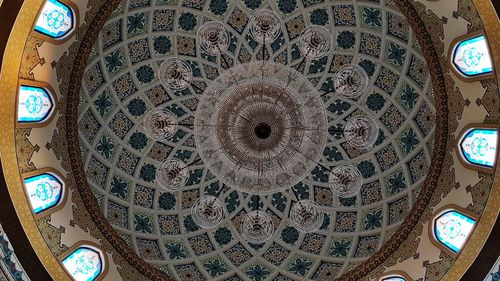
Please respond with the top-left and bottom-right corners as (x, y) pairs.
(78, 0), (435, 279)
(0, 225), (30, 281)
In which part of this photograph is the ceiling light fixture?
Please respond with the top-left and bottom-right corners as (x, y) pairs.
(148, 11), (379, 241)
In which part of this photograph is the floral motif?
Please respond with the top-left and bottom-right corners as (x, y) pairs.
(165, 241), (188, 259)
(361, 7), (382, 29)
(110, 176), (129, 199)
(366, 93), (385, 111)
(400, 127), (419, 154)
(386, 42), (406, 68)
(278, 0), (297, 14)
(209, 0), (228, 15)
(310, 9), (328, 25)
(244, 0), (261, 9)
(136, 65), (155, 84)
(96, 135), (115, 159)
(288, 257), (313, 276)
(203, 258), (228, 277)
(158, 192), (176, 210)
(178, 12), (197, 31)
(281, 226), (299, 245)
(127, 98), (146, 117)
(139, 163), (156, 182)
(362, 209), (383, 230)
(245, 264), (270, 281)
(94, 91), (113, 116)
(129, 132), (148, 151)
(386, 170), (406, 195)
(337, 31), (356, 49)
(134, 213), (153, 233)
(329, 239), (351, 257)
(127, 13), (147, 35)
(214, 227), (232, 246)
(153, 36), (171, 54)
(400, 83), (419, 110)
(104, 49), (125, 74)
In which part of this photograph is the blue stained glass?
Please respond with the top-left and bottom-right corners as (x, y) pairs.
(18, 85), (54, 123)
(452, 35), (493, 77)
(62, 247), (103, 281)
(434, 210), (476, 253)
(382, 277), (405, 281)
(24, 173), (63, 214)
(34, 0), (74, 39)
(460, 128), (497, 168)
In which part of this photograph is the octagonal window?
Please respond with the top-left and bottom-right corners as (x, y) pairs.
(459, 126), (498, 171)
(61, 246), (105, 281)
(433, 209), (477, 254)
(17, 85), (54, 124)
(34, 0), (75, 40)
(450, 32), (494, 79)
(23, 172), (63, 214)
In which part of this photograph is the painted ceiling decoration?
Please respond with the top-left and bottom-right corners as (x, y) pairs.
(0, 0), (499, 280)
(77, 0), (437, 278)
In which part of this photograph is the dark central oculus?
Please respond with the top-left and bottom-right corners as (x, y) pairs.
(254, 122), (272, 139)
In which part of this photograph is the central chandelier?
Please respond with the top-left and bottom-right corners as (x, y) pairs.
(145, 10), (378, 244)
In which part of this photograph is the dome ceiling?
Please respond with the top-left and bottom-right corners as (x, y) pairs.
(77, 0), (435, 279)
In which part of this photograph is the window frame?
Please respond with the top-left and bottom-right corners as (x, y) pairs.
(456, 123), (499, 174)
(428, 205), (479, 257)
(21, 168), (67, 219)
(379, 270), (413, 281)
(59, 241), (108, 281)
(448, 30), (495, 82)
(16, 79), (57, 128)
(31, 0), (79, 43)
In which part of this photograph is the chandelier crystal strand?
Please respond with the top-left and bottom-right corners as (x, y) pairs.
(290, 200), (324, 233)
(329, 164), (363, 198)
(344, 115), (380, 149)
(241, 210), (274, 244)
(191, 195), (225, 229)
(334, 64), (369, 98)
(197, 21), (230, 55)
(298, 25), (332, 59)
(158, 57), (193, 90)
(249, 9), (282, 44)
(156, 159), (189, 191)
(194, 62), (327, 194)
(143, 109), (178, 140)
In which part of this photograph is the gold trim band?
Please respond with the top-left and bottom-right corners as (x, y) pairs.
(0, 0), (70, 279)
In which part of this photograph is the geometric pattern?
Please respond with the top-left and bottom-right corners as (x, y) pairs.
(78, 0), (435, 279)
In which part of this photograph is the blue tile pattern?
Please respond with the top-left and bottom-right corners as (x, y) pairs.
(79, 0), (435, 277)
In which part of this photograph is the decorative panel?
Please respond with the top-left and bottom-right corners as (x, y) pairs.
(17, 84), (54, 125)
(23, 171), (63, 215)
(457, 124), (498, 173)
(61, 246), (104, 281)
(432, 208), (477, 255)
(34, 0), (75, 40)
(382, 277), (405, 281)
(449, 31), (494, 81)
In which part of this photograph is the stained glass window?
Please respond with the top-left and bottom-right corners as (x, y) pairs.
(460, 128), (497, 168)
(452, 34), (493, 77)
(434, 210), (476, 254)
(17, 85), (54, 124)
(381, 277), (405, 281)
(62, 246), (104, 281)
(34, 0), (75, 39)
(23, 173), (63, 214)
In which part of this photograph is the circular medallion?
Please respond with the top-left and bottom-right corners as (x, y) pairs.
(194, 62), (327, 194)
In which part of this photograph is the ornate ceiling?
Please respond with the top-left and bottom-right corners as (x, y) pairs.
(0, 0), (499, 280)
(77, 0), (435, 279)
